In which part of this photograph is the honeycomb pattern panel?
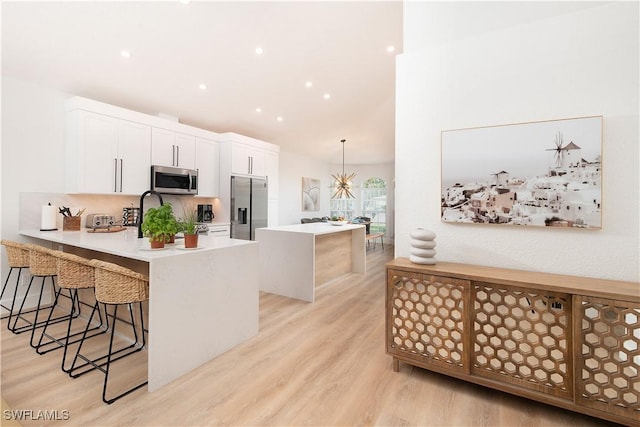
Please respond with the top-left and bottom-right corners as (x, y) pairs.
(472, 283), (572, 399)
(575, 296), (640, 421)
(387, 270), (468, 371)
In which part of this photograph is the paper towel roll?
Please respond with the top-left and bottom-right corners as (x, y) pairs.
(40, 205), (58, 231)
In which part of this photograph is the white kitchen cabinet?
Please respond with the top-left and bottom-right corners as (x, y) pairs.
(265, 151), (279, 199)
(66, 110), (151, 194)
(207, 223), (230, 237)
(151, 128), (196, 169)
(195, 137), (219, 197)
(265, 151), (279, 226)
(119, 120), (152, 194)
(230, 143), (265, 177)
(217, 135), (279, 225)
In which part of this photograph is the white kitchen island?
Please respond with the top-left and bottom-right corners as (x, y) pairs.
(20, 228), (258, 392)
(255, 222), (366, 302)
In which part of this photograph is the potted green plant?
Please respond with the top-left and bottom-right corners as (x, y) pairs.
(140, 203), (179, 249)
(179, 206), (199, 248)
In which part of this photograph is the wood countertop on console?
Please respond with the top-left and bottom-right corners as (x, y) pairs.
(386, 258), (640, 302)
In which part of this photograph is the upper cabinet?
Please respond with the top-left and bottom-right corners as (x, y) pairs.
(66, 96), (221, 197)
(118, 120), (153, 194)
(217, 133), (279, 224)
(65, 97), (276, 206)
(195, 137), (220, 197)
(151, 128), (196, 169)
(230, 143), (266, 177)
(265, 151), (279, 199)
(66, 110), (151, 195)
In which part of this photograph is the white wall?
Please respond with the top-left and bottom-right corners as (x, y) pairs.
(278, 151), (333, 225)
(1, 78), (69, 241)
(396, 2), (639, 282)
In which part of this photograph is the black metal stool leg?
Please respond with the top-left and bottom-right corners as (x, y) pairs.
(70, 302), (139, 378)
(60, 289), (109, 374)
(11, 274), (72, 335)
(102, 303), (147, 404)
(28, 276), (49, 348)
(0, 267), (16, 319)
(36, 287), (106, 355)
(68, 301), (101, 377)
(3, 267), (38, 330)
(30, 275), (73, 348)
(9, 272), (35, 333)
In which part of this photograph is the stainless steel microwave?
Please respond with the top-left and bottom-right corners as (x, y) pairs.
(151, 165), (198, 195)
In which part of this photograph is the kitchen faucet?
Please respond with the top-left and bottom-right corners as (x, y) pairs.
(138, 190), (164, 238)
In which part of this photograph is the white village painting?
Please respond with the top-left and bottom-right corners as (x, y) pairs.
(441, 116), (602, 229)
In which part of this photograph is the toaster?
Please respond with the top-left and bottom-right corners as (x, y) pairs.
(85, 214), (116, 229)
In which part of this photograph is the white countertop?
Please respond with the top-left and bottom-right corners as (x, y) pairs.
(257, 222), (365, 236)
(20, 227), (254, 262)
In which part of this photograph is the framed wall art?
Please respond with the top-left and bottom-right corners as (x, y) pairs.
(441, 116), (602, 229)
(302, 177), (321, 211)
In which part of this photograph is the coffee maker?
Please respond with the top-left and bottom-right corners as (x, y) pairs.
(197, 204), (214, 223)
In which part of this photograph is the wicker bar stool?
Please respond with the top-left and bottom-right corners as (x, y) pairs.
(10, 244), (74, 337)
(69, 259), (149, 404)
(34, 251), (107, 370)
(1, 240), (32, 329)
(22, 244), (79, 346)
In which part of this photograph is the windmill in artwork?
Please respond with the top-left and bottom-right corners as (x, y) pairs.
(546, 131), (566, 168)
(490, 170), (509, 187)
(546, 131), (581, 170)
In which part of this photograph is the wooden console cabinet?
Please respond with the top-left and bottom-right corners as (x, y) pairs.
(386, 258), (639, 426)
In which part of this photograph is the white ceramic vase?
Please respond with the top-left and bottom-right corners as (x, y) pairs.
(409, 227), (436, 265)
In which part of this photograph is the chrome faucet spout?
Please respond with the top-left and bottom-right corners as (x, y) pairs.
(138, 190), (164, 238)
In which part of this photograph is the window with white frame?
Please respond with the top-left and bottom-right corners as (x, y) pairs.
(330, 197), (355, 220)
(361, 177), (386, 234)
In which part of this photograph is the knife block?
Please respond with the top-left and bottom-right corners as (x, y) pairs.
(63, 216), (81, 231)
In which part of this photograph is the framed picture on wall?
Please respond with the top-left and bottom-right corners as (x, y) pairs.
(302, 177), (321, 211)
(441, 116), (603, 229)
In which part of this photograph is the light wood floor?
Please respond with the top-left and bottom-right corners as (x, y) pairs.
(1, 245), (621, 426)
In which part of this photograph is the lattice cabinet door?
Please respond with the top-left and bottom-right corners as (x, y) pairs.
(386, 269), (470, 373)
(471, 282), (573, 399)
(574, 295), (640, 424)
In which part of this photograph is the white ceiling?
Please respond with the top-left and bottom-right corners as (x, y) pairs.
(1, 1), (403, 165)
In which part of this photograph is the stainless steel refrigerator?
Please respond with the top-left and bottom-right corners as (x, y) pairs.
(230, 176), (268, 240)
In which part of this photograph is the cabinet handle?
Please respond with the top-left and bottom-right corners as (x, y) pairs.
(248, 157), (251, 174)
(114, 158), (118, 192)
(119, 159), (123, 192)
(172, 145), (176, 166)
(176, 145), (180, 166)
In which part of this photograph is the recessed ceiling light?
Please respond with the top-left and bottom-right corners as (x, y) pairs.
(198, 83), (207, 90)
(256, 107), (262, 113)
(305, 81), (313, 88)
(276, 116), (283, 122)
(387, 45), (395, 53)
(323, 93), (331, 100)
(120, 50), (131, 59)
(255, 47), (264, 55)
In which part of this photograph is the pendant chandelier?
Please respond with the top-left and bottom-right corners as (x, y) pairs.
(331, 139), (356, 199)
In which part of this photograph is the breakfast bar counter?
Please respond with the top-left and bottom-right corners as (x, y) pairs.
(255, 223), (366, 302)
(20, 228), (259, 392)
